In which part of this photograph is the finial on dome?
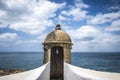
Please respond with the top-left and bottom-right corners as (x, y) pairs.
(55, 24), (61, 30)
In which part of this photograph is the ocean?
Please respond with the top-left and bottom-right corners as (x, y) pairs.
(0, 52), (120, 73)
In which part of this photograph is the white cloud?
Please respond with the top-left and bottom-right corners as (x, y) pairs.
(0, 22), (8, 28)
(67, 25), (100, 40)
(58, 15), (68, 21)
(37, 34), (47, 40)
(16, 39), (40, 45)
(0, 10), (6, 18)
(65, 25), (120, 52)
(15, 33), (47, 46)
(58, 0), (89, 21)
(10, 20), (53, 35)
(110, 6), (120, 10)
(0, 0), (66, 35)
(0, 10), (8, 28)
(109, 0), (120, 11)
(88, 11), (120, 25)
(33, 1), (66, 20)
(0, 33), (17, 42)
(0, 0), (120, 52)
(105, 20), (120, 31)
(75, 0), (89, 8)
(69, 8), (88, 20)
(59, 8), (88, 21)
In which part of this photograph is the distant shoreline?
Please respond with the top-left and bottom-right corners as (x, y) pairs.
(0, 68), (25, 76)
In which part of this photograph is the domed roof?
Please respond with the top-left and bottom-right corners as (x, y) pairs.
(44, 24), (72, 43)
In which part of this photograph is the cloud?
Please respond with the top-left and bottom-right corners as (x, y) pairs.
(66, 25), (100, 40)
(0, 33), (17, 42)
(58, 0), (89, 21)
(110, 0), (120, 11)
(58, 15), (69, 21)
(16, 39), (40, 45)
(0, 0), (66, 35)
(110, 6), (120, 11)
(0, 0), (30, 22)
(16, 33), (47, 45)
(68, 8), (88, 21)
(65, 25), (120, 52)
(10, 20), (53, 35)
(0, 21), (8, 28)
(88, 11), (120, 25)
(74, 0), (89, 8)
(105, 19), (120, 32)
(0, 0), (120, 52)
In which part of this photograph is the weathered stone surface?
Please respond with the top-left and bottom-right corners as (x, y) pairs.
(43, 24), (73, 64)
(43, 24), (73, 80)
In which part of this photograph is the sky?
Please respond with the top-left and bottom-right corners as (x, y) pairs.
(0, 0), (120, 52)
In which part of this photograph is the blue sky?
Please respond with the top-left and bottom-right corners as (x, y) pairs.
(0, 0), (120, 52)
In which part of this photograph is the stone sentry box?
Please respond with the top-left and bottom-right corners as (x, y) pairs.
(42, 24), (73, 80)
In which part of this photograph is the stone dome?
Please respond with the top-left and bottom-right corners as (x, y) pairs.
(44, 24), (71, 43)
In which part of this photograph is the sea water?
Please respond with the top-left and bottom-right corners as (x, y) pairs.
(0, 52), (120, 73)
